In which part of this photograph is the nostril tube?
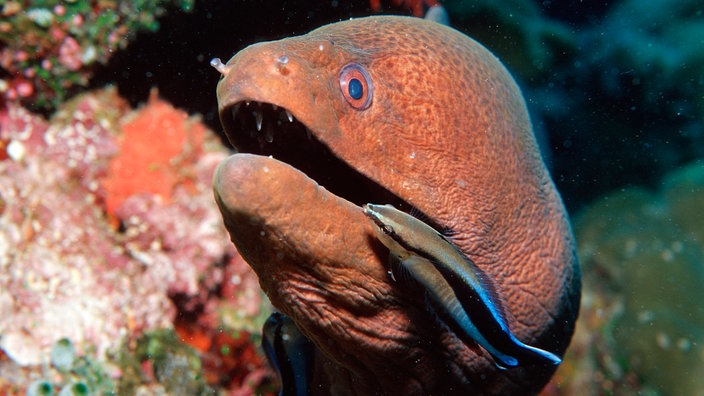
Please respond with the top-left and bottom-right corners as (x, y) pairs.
(276, 55), (289, 74)
(210, 58), (229, 75)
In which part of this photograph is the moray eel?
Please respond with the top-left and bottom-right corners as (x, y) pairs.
(362, 203), (561, 369)
(212, 15), (580, 395)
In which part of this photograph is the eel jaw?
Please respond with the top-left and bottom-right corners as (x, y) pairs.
(221, 100), (408, 210)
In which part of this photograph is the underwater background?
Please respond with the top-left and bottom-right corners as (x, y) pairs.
(1, 0), (702, 394)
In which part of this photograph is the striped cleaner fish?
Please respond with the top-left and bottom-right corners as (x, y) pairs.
(362, 203), (562, 369)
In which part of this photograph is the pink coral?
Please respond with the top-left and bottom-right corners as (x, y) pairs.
(43, 89), (125, 188)
(0, 104), (49, 161)
(58, 36), (82, 71)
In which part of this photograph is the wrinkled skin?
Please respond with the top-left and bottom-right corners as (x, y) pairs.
(213, 16), (580, 395)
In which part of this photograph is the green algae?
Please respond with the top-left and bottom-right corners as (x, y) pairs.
(0, 0), (195, 111)
(50, 338), (76, 373)
(663, 162), (704, 240)
(575, 160), (704, 395)
(115, 329), (213, 396)
(24, 338), (115, 396)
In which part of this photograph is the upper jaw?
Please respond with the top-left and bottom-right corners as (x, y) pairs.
(219, 98), (415, 215)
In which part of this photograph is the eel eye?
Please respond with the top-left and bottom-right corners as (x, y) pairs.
(380, 224), (394, 235)
(339, 63), (373, 110)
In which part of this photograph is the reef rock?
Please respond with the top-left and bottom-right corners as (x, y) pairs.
(557, 160), (704, 395)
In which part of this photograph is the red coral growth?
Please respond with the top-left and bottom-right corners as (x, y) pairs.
(175, 313), (273, 393)
(102, 90), (205, 215)
(171, 251), (273, 393)
(369, 0), (439, 17)
(202, 331), (265, 389)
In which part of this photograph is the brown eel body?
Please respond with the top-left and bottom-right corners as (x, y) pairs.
(212, 16), (580, 395)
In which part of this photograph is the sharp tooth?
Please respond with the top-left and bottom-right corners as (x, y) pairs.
(272, 104), (278, 110)
(255, 111), (263, 131)
(245, 101), (251, 106)
(286, 110), (293, 122)
(230, 103), (241, 121)
(264, 123), (274, 143)
(306, 128), (312, 140)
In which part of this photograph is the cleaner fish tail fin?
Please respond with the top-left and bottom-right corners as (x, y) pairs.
(507, 333), (562, 367)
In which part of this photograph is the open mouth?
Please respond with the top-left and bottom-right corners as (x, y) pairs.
(220, 101), (410, 210)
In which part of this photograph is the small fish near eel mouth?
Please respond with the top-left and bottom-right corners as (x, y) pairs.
(211, 16), (581, 395)
(361, 203), (562, 370)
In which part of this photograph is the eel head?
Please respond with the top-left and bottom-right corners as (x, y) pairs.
(213, 16), (580, 395)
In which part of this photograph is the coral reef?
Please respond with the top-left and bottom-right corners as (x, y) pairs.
(0, 0), (194, 111)
(0, 88), (271, 393)
(543, 160), (704, 395)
